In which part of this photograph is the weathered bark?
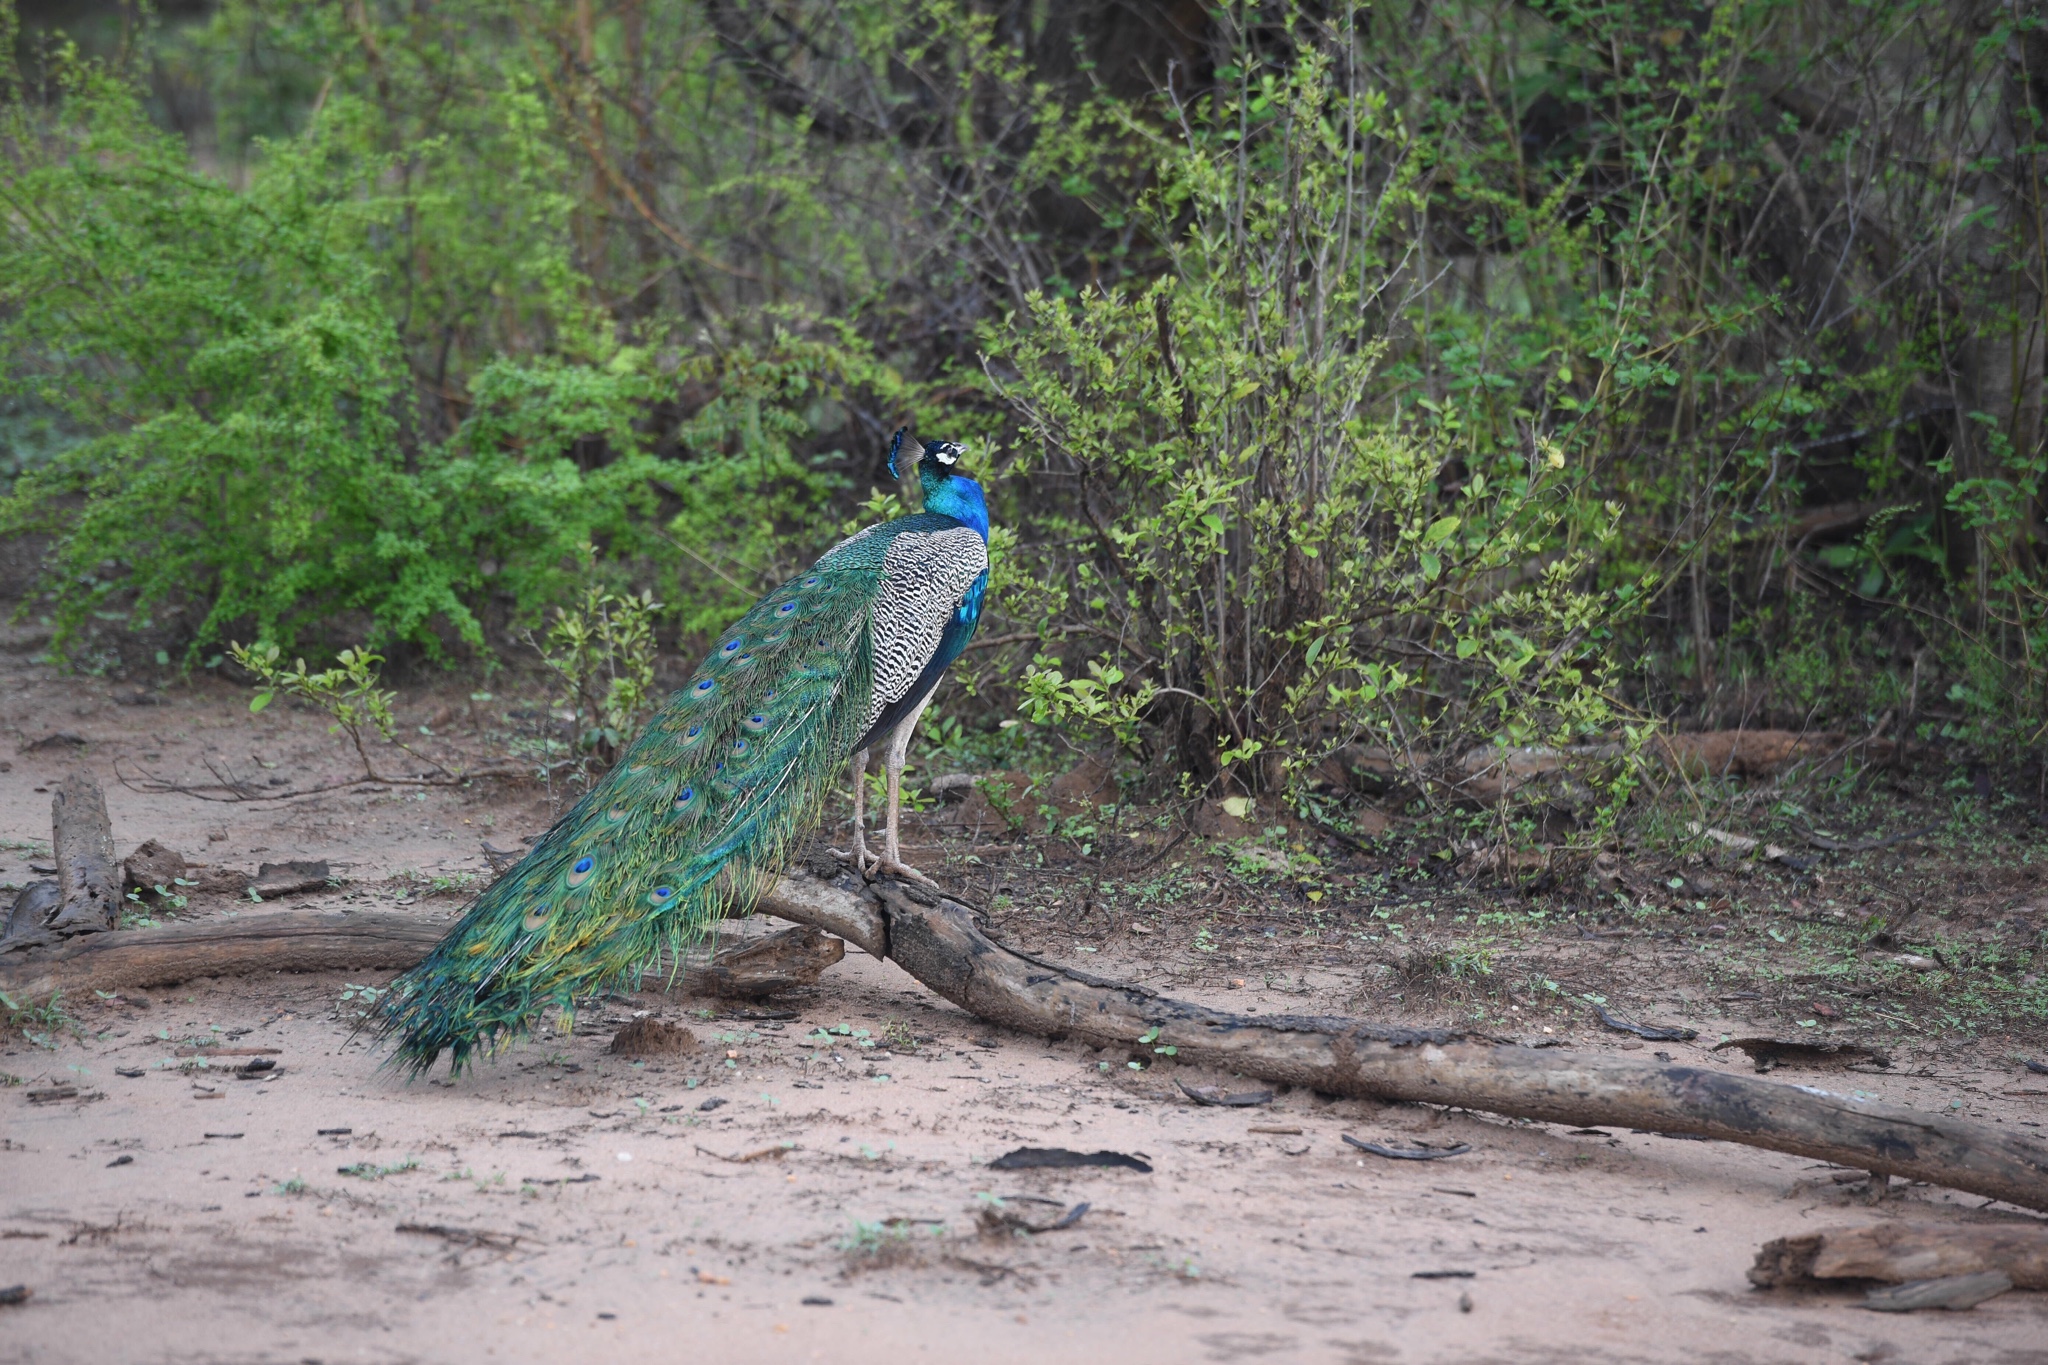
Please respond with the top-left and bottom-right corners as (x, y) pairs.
(756, 870), (2048, 1214)
(0, 912), (843, 1001)
(1, 881), (60, 951)
(1751, 1223), (2048, 1289)
(46, 771), (119, 935)
(651, 925), (843, 998)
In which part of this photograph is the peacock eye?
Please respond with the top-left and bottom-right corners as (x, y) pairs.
(735, 653), (753, 665)
(674, 785), (695, 808)
(521, 902), (552, 931)
(693, 679), (714, 695)
(803, 576), (821, 587)
(721, 639), (741, 655)
(730, 739), (749, 756)
(777, 601), (798, 616)
(648, 885), (675, 906)
(565, 855), (597, 889)
(684, 723), (703, 740)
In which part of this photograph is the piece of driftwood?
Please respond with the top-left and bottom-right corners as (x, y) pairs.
(46, 771), (119, 935)
(1712, 1036), (1892, 1072)
(0, 913), (843, 1001)
(1750, 1222), (2048, 1289)
(754, 869), (2048, 1214)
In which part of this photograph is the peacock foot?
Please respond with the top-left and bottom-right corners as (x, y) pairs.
(828, 834), (876, 876)
(872, 857), (939, 891)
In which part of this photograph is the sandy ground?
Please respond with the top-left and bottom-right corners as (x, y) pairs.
(3, 622), (2047, 1364)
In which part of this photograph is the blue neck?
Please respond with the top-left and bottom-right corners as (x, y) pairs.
(921, 470), (990, 543)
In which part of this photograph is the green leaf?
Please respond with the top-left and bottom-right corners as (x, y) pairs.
(1420, 551), (1441, 581)
(1424, 516), (1460, 545)
(249, 692), (273, 714)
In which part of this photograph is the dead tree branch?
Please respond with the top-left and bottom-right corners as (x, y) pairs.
(756, 869), (2048, 1214)
(0, 913), (840, 1002)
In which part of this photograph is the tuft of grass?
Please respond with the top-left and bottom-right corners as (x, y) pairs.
(0, 989), (81, 1049)
(838, 1218), (935, 1272)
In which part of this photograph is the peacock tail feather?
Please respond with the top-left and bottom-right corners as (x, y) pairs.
(378, 562), (880, 1075)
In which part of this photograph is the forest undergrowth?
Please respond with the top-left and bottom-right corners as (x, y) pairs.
(1, 0), (2044, 863)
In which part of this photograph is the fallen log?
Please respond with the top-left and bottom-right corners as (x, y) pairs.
(754, 868), (2048, 1214)
(46, 770), (120, 935)
(1750, 1222), (2048, 1289)
(0, 911), (842, 1001)
(9, 860), (2043, 1213)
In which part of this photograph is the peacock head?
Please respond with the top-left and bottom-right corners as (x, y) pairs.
(886, 426), (988, 541)
(886, 427), (966, 478)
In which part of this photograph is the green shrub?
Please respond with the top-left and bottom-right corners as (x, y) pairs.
(987, 39), (1636, 798)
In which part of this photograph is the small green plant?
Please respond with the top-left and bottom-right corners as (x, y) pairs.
(126, 880), (191, 913)
(536, 577), (663, 768)
(839, 1218), (932, 1271)
(231, 642), (450, 785)
(881, 1020), (918, 1052)
(0, 989), (80, 1049)
(272, 1176), (307, 1194)
(335, 982), (387, 1024)
(400, 868), (481, 896)
(337, 1158), (420, 1180)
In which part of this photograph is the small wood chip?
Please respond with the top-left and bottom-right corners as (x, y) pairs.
(695, 1143), (795, 1164)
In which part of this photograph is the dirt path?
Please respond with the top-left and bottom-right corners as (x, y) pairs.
(3, 627), (2046, 1363)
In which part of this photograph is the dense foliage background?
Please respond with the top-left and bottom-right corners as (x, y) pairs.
(2, 0), (2043, 812)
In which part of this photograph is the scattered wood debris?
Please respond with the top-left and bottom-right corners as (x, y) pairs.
(1177, 1081), (1275, 1107)
(695, 1143), (795, 1164)
(1750, 1222), (2048, 1290)
(1591, 1004), (1698, 1042)
(1711, 1036), (1891, 1073)
(396, 1223), (522, 1253)
(987, 1147), (1153, 1173)
(1343, 1135), (1471, 1161)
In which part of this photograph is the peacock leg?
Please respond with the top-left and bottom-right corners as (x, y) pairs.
(875, 691), (939, 888)
(827, 747), (877, 875)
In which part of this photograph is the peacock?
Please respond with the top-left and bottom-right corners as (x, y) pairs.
(379, 429), (989, 1074)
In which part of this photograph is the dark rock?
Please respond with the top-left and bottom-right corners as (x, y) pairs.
(123, 839), (188, 893)
(250, 860), (331, 897)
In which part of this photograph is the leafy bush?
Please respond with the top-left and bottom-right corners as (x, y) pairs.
(0, 60), (668, 657)
(988, 40), (1634, 798)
